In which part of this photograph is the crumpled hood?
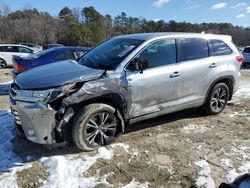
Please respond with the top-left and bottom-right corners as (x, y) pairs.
(15, 60), (105, 89)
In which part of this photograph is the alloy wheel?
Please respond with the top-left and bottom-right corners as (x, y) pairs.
(84, 112), (117, 146)
(211, 87), (227, 112)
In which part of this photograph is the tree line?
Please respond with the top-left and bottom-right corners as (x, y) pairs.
(0, 5), (249, 47)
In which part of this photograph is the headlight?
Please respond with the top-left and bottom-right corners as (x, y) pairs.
(15, 83), (77, 102)
(17, 90), (51, 101)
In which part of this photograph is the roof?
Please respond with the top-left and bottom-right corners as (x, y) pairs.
(114, 32), (231, 41)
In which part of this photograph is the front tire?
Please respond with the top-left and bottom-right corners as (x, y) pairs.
(203, 83), (229, 115)
(72, 103), (120, 151)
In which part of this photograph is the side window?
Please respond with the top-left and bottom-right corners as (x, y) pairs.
(178, 38), (209, 61)
(18, 47), (32, 53)
(210, 40), (232, 56)
(54, 51), (74, 61)
(5, 46), (19, 53)
(0, 46), (4, 52)
(136, 39), (176, 68)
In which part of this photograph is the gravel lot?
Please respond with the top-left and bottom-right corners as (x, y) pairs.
(0, 68), (249, 188)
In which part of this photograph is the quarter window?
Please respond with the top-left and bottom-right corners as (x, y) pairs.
(210, 40), (232, 56)
(18, 47), (32, 53)
(178, 38), (209, 61)
(54, 51), (74, 61)
(136, 39), (176, 68)
(74, 50), (86, 58)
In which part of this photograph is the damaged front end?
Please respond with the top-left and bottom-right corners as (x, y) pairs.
(9, 82), (83, 145)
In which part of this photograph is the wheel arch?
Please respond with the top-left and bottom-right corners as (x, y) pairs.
(60, 93), (127, 142)
(203, 76), (234, 105)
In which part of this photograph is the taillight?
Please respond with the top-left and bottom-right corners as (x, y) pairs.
(15, 64), (26, 72)
(236, 55), (244, 64)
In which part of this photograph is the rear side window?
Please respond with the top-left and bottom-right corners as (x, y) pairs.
(54, 50), (74, 61)
(178, 38), (209, 61)
(210, 40), (232, 56)
(2, 46), (19, 52)
(243, 47), (250, 53)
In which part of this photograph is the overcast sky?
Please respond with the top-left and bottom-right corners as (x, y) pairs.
(1, 0), (250, 26)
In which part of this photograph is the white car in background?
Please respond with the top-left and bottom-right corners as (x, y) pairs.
(19, 43), (43, 52)
(0, 44), (37, 68)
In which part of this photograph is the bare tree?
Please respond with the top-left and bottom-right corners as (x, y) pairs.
(1, 4), (11, 17)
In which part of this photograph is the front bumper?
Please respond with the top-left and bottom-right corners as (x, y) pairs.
(9, 93), (57, 145)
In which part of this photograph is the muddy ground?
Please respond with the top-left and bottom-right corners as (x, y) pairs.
(0, 68), (249, 188)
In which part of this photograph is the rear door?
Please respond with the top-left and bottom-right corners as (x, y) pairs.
(175, 38), (220, 106)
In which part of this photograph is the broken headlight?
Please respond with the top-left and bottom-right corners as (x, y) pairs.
(16, 83), (79, 102)
(16, 90), (51, 101)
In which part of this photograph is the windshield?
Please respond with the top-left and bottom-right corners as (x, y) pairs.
(79, 38), (144, 70)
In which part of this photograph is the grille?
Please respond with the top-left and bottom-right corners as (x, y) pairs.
(12, 109), (21, 125)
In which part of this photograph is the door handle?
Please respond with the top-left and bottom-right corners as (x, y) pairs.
(209, 63), (218, 68)
(170, 71), (181, 78)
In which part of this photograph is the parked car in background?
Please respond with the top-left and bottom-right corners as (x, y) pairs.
(12, 46), (90, 78)
(242, 46), (250, 67)
(0, 44), (37, 68)
(9, 32), (242, 151)
(237, 46), (244, 52)
(19, 43), (43, 52)
(43, 44), (64, 50)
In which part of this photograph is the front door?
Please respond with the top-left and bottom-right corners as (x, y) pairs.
(125, 39), (180, 118)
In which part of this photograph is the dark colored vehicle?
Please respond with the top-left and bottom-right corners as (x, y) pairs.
(242, 46), (250, 67)
(43, 44), (64, 50)
(12, 47), (90, 78)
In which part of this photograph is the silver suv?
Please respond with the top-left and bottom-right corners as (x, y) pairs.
(9, 33), (243, 151)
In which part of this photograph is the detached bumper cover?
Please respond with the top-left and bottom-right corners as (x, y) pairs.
(10, 96), (56, 144)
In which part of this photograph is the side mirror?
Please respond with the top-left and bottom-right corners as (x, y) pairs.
(133, 57), (149, 73)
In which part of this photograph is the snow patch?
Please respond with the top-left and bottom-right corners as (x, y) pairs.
(40, 147), (113, 188)
(220, 159), (233, 168)
(226, 162), (250, 183)
(0, 110), (33, 187)
(194, 159), (215, 188)
(0, 110), (23, 172)
(230, 110), (248, 118)
(111, 143), (130, 152)
(235, 80), (250, 98)
(123, 179), (149, 188)
(182, 124), (210, 133)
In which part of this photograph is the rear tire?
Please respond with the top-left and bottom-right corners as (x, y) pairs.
(72, 103), (120, 151)
(0, 59), (6, 68)
(203, 83), (229, 115)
